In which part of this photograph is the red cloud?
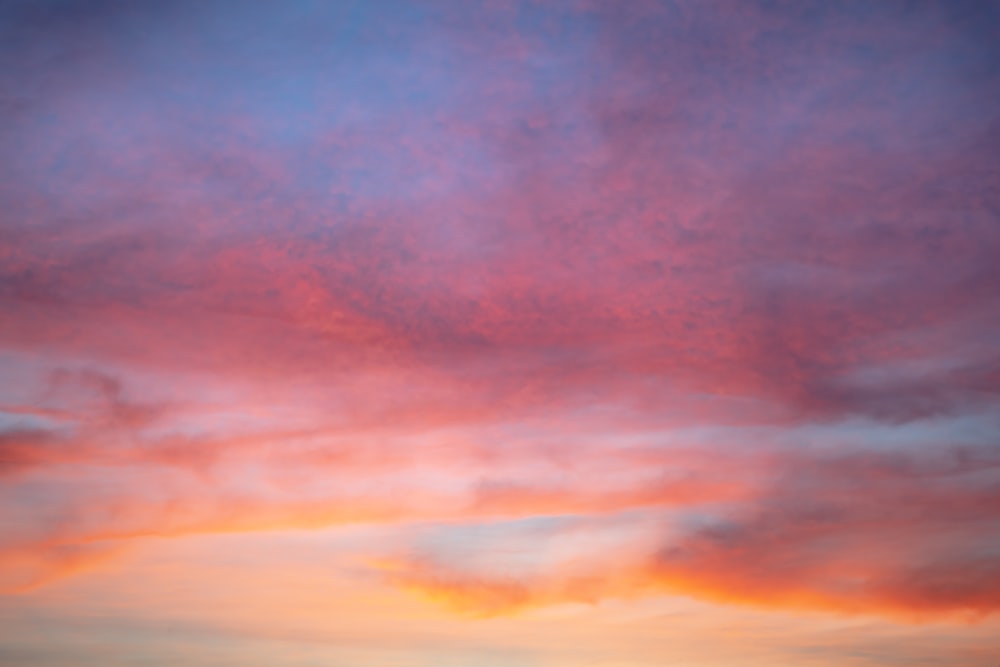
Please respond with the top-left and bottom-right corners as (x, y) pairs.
(0, 0), (998, 645)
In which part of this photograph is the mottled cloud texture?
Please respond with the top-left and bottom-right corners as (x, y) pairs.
(1, 1), (999, 665)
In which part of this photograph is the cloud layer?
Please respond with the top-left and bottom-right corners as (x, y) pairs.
(1, 1), (999, 664)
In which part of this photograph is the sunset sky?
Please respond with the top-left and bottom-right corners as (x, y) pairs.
(1, 1), (999, 665)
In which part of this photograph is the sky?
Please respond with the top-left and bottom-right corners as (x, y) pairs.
(1, 0), (999, 665)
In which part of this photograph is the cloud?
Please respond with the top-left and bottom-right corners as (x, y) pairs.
(0, 541), (130, 594)
(0, 0), (998, 433)
(0, 3), (998, 655)
(378, 444), (1000, 620)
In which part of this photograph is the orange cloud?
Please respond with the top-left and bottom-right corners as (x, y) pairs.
(376, 445), (1000, 621)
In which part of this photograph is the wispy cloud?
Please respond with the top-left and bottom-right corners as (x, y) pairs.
(1, 0), (998, 664)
